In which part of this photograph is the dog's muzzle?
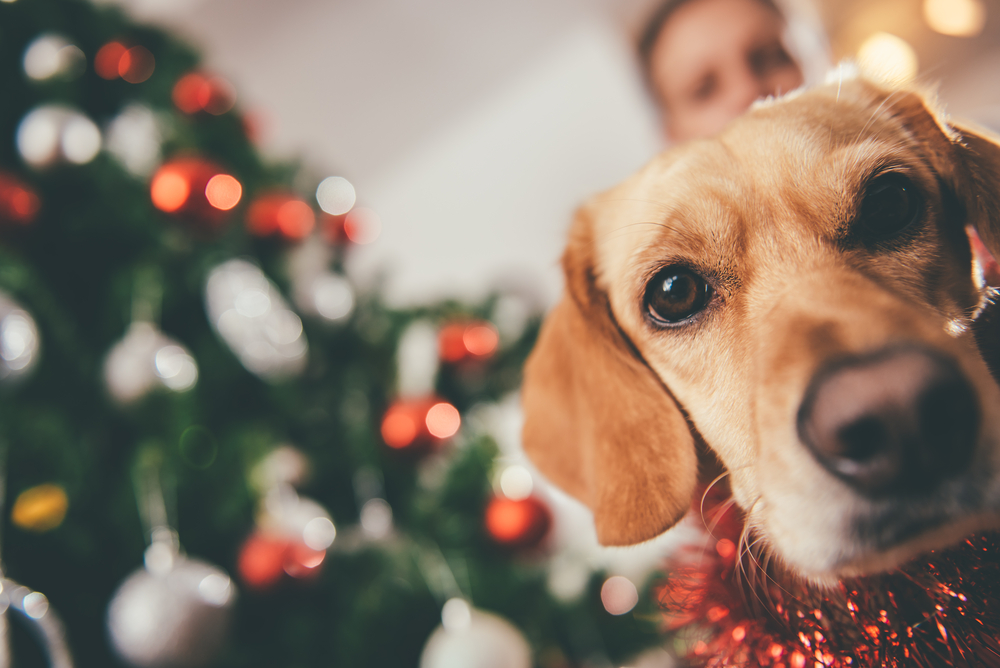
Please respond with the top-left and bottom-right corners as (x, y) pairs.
(797, 345), (979, 498)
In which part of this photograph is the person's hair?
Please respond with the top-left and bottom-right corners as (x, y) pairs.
(637, 0), (785, 77)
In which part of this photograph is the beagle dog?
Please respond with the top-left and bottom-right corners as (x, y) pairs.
(521, 76), (1000, 584)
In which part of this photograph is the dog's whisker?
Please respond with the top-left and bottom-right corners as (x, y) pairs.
(702, 497), (738, 539)
(699, 470), (732, 524)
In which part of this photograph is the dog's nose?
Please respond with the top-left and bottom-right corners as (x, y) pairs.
(797, 347), (978, 497)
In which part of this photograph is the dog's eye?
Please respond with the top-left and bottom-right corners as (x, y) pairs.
(858, 173), (923, 240)
(645, 267), (712, 325)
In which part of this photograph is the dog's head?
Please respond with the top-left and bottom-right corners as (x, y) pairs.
(522, 76), (1000, 582)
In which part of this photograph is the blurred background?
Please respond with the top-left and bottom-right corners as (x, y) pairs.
(3, 1), (1000, 666)
(94, 0), (1000, 308)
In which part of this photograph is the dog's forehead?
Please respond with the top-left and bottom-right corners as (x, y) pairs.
(591, 85), (935, 290)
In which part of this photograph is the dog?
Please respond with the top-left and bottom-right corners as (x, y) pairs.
(521, 74), (1000, 584)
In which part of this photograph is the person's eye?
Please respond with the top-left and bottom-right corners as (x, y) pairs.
(749, 43), (793, 77)
(690, 74), (717, 102)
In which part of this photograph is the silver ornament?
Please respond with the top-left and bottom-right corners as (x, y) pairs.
(419, 599), (531, 668)
(103, 322), (198, 404)
(204, 259), (307, 379)
(258, 484), (336, 552)
(287, 238), (355, 323)
(305, 274), (354, 322)
(22, 34), (85, 81)
(249, 445), (310, 492)
(0, 578), (75, 668)
(107, 542), (235, 668)
(16, 106), (101, 168)
(0, 292), (40, 384)
(105, 104), (162, 178)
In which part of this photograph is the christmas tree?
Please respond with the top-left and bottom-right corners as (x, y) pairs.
(0, 0), (675, 665)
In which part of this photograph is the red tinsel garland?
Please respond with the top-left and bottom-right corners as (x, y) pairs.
(656, 486), (1000, 667)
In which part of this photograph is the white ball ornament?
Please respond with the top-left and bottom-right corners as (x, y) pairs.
(286, 238), (355, 323)
(0, 291), (40, 384)
(204, 259), (307, 379)
(107, 541), (235, 668)
(105, 104), (162, 177)
(419, 599), (532, 668)
(104, 322), (198, 404)
(22, 33), (85, 81)
(17, 105), (101, 168)
(258, 484), (337, 552)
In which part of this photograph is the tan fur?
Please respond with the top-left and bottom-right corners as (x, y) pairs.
(522, 77), (1000, 581)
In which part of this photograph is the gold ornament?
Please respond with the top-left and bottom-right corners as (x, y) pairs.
(12, 484), (68, 532)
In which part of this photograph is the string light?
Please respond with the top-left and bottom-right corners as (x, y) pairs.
(315, 176), (356, 215)
(204, 174), (242, 210)
(151, 167), (190, 213)
(425, 402), (460, 438)
(924, 0), (985, 36)
(857, 32), (918, 86)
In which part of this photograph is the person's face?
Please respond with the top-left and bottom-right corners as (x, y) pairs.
(649, 0), (804, 142)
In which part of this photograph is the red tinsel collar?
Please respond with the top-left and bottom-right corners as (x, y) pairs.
(656, 485), (1000, 667)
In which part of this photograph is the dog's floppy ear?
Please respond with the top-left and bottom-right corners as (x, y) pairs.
(949, 121), (1000, 262)
(877, 86), (1000, 258)
(878, 87), (1000, 372)
(521, 205), (697, 546)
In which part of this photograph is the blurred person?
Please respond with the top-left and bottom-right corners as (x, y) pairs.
(639, 0), (806, 142)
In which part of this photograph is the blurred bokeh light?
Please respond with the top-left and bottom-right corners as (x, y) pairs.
(924, 0), (986, 36)
(205, 174), (242, 210)
(857, 32), (918, 84)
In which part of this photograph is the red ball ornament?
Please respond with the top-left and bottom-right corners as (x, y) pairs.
(439, 321), (499, 364)
(484, 495), (551, 549)
(150, 158), (241, 230)
(246, 192), (315, 241)
(94, 41), (154, 83)
(0, 172), (40, 226)
(237, 532), (288, 590)
(172, 72), (236, 116)
(95, 42), (127, 80)
(237, 532), (326, 591)
(380, 397), (461, 451)
(281, 542), (326, 580)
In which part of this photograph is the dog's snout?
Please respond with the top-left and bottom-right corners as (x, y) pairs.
(797, 347), (978, 497)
